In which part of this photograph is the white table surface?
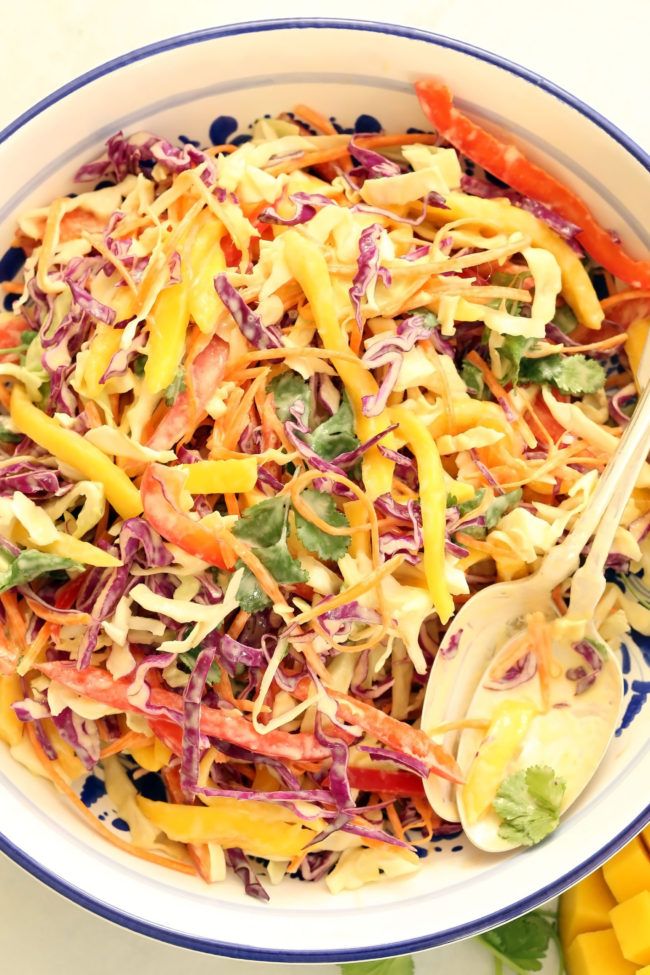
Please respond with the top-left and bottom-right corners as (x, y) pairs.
(0, 1), (648, 970)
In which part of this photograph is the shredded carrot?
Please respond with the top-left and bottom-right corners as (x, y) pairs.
(601, 289), (650, 312)
(0, 385), (11, 409)
(99, 730), (153, 759)
(290, 555), (404, 629)
(26, 723), (196, 876)
(17, 621), (53, 674)
(466, 350), (536, 448)
(385, 801), (407, 842)
(224, 493), (240, 517)
(549, 332), (627, 355)
(25, 597), (90, 627)
(0, 593), (26, 653)
(552, 585), (568, 616)
(204, 143), (237, 156)
(528, 611), (552, 710)
(266, 144), (351, 177)
(2, 281), (23, 294)
(222, 370), (269, 451)
(488, 631), (531, 680)
(227, 610), (250, 640)
(292, 104), (337, 135)
(354, 132), (439, 149)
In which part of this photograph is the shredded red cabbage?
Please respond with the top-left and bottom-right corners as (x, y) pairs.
(214, 275), (283, 350)
(361, 314), (436, 417)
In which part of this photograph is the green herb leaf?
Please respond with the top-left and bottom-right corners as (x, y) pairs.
(233, 496), (307, 611)
(179, 648), (222, 685)
(518, 354), (605, 396)
(341, 957), (414, 975)
(480, 910), (557, 973)
(493, 765), (566, 847)
(0, 423), (21, 443)
(461, 360), (487, 399)
(269, 371), (311, 425)
(0, 549), (81, 594)
(310, 394), (359, 461)
(133, 354), (147, 377)
(447, 488), (486, 518)
(498, 335), (536, 385)
(485, 488), (523, 529)
(294, 488), (351, 561)
(553, 304), (578, 335)
(409, 306), (438, 329)
(163, 368), (186, 406)
(232, 497), (288, 547)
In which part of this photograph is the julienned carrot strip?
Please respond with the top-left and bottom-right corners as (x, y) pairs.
(415, 79), (650, 288)
(292, 104), (337, 135)
(17, 622), (53, 674)
(99, 730), (153, 759)
(25, 598), (90, 627)
(224, 493), (240, 517)
(266, 144), (351, 177)
(354, 132), (439, 148)
(25, 723), (197, 876)
(205, 144), (237, 156)
(466, 350), (536, 448)
(0, 594), (26, 653)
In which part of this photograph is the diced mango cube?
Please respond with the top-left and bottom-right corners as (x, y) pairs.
(565, 929), (637, 975)
(603, 836), (650, 902)
(559, 868), (616, 952)
(610, 890), (650, 965)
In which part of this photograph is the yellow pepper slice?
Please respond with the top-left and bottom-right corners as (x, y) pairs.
(182, 458), (258, 495)
(10, 384), (142, 521)
(188, 218), (226, 333)
(426, 192), (603, 330)
(144, 280), (190, 395)
(461, 700), (537, 825)
(136, 795), (321, 860)
(0, 674), (24, 747)
(283, 230), (394, 499)
(390, 406), (453, 624)
(82, 325), (123, 399)
(11, 523), (121, 568)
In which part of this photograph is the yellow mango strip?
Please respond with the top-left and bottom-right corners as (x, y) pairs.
(625, 317), (650, 390)
(82, 325), (123, 399)
(283, 230), (394, 499)
(129, 738), (173, 773)
(136, 795), (322, 860)
(11, 523), (121, 568)
(188, 218), (226, 332)
(390, 406), (453, 624)
(0, 674), (24, 747)
(144, 279), (190, 394)
(344, 499), (372, 559)
(425, 192), (604, 330)
(461, 700), (537, 825)
(182, 458), (258, 495)
(10, 384), (142, 520)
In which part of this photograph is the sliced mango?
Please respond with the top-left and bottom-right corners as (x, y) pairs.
(603, 836), (650, 902)
(565, 929), (637, 975)
(559, 868), (616, 953)
(610, 890), (650, 965)
(0, 674), (24, 747)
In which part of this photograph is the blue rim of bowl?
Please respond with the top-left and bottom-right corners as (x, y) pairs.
(0, 16), (648, 963)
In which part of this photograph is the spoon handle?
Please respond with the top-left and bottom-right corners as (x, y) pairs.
(567, 376), (650, 619)
(538, 374), (650, 592)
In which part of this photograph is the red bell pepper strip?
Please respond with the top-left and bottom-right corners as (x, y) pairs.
(147, 335), (228, 451)
(38, 660), (329, 763)
(415, 79), (650, 289)
(347, 766), (426, 797)
(293, 679), (461, 784)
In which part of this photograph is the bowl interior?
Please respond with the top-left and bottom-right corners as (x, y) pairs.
(0, 19), (649, 962)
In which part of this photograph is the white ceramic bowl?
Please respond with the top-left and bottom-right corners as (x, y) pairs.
(0, 17), (649, 964)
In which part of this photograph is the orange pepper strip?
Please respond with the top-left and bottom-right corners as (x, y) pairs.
(415, 79), (650, 288)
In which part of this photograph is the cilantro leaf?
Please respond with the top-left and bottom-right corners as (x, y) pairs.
(341, 958), (414, 975)
(498, 335), (536, 385)
(553, 304), (578, 335)
(179, 648), (222, 685)
(133, 354), (147, 377)
(493, 765), (566, 847)
(485, 488), (523, 530)
(294, 488), (351, 561)
(480, 910), (557, 973)
(409, 306), (438, 329)
(0, 549), (81, 594)
(310, 394), (359, 460)
(518, 354), (605, 396)
(269, 371), (312, 425)
(0, 422), (21, 443)
(461, 360), (487, 399)
(232, 497), (307, 611)
(163, 368), (186, 406)
(447, 488), (485, 518)
(232, 497), (288, 547)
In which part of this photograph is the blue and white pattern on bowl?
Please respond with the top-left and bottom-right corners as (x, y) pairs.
(0, 17), (649, 964)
